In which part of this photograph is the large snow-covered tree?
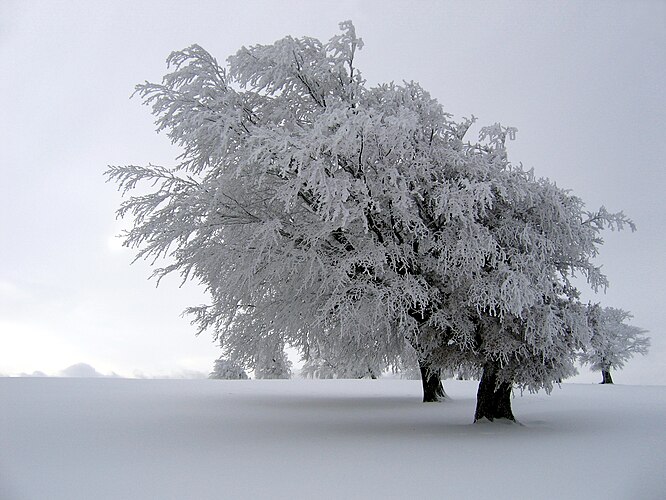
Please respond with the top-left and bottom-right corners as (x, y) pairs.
(107, 21), (633, 422)
(462, 168), (634, 421)
(106, 22), (456, 399)
(581, 305), (650, 384)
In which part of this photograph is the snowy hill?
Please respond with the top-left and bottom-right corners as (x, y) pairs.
(1, 378), (664, 500)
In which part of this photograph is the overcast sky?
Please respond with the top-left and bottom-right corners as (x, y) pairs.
(1, 0), (664, 382)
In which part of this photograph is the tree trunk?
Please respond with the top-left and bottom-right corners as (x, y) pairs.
(474, 362), (515, 422)
(418, 359), (447, 402)
(600, 369), (614, 384)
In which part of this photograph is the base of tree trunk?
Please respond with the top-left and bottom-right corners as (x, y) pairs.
(419, 363), (447, 402)
(600, 370), (614, 384)
(474, 363), (515, 422)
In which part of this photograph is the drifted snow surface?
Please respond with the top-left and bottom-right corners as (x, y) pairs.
(1, 378), (664, 500)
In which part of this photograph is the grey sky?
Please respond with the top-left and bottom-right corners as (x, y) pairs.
(1, 0), (664, 382)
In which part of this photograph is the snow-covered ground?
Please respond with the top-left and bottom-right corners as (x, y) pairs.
(1, 378), (664, 500)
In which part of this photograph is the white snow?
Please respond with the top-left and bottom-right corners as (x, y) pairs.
(1, 378), (664, 500)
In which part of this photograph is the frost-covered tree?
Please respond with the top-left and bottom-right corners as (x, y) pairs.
(462, 167), (633, 421)
(300, 336), (382, 379)
(107, 21), (633, 422)
(105, 21), (456, 400)
(253, 337), (292, 379)
(210, 357), (248, 380)
(581, 305), (650, 384)
(300, 358), (379, 379)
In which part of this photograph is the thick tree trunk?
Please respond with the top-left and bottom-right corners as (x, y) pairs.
(474, 362), (515, 422)
(418, 359), (447, 402)
(600, 369), (614, 384)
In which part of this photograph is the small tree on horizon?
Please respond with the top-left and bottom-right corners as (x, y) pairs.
(253, 338), (293, 379)
(210, 357), (249, 380)
(581, 304), (650, 384)
(300, 338), (383, 379)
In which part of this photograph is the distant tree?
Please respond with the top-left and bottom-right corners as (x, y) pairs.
(253, 338), (292, 379)
(300, 338), (382, 379)
(107, 21), (633, 422)
(300, 358), (336, 379)
(581, 305), (650, 384)
(301, 357), (380, 379)
(210, 357), (248, 380)
(394, 343), (421, 380)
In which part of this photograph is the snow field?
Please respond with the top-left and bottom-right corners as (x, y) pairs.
(1, 378), (664, 500)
